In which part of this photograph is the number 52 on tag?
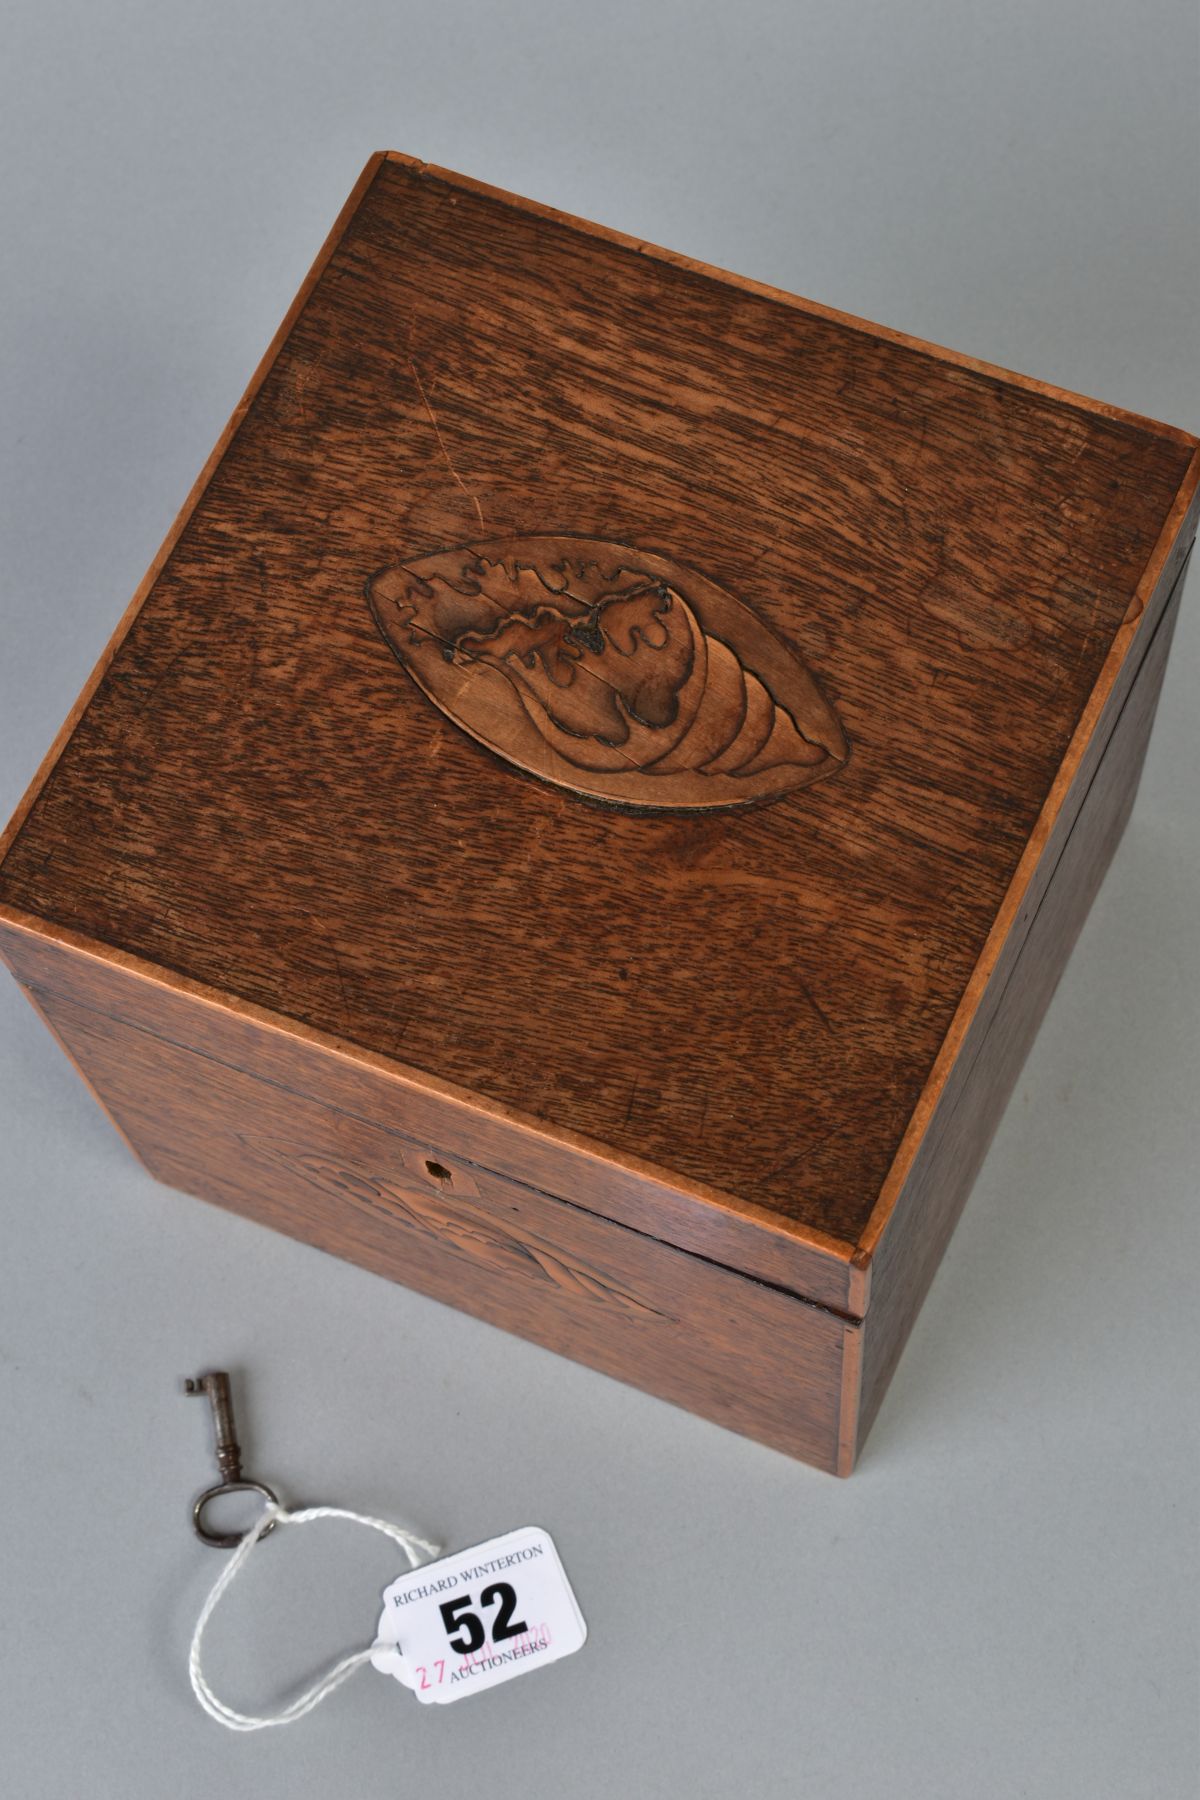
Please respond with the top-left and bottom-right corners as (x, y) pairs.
(370, 1526), (586, 1705)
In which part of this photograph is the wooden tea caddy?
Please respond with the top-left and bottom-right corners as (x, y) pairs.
(2, 154), (1196, 1473)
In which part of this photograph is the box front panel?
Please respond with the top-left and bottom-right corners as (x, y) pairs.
(19, 978), (852, 1472)
(0, 921), (854, 1311)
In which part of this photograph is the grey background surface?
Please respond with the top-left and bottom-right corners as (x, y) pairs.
(1, 2), (1197, 1795)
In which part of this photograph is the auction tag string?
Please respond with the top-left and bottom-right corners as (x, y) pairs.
(183, 1371), (587, 1728)
(189, 1501), (439, 1731)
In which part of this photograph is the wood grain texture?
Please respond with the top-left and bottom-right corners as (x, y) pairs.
(18, 976), (849, 1472)
(0, 155), (1195, 1254)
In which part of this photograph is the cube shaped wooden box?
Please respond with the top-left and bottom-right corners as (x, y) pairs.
(2, 154), (1196, 1473)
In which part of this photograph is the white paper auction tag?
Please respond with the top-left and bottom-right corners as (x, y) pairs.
(370, 1526), (586, 1704)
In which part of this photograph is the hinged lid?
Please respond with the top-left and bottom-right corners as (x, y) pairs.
(2, 153), (1197, 1309)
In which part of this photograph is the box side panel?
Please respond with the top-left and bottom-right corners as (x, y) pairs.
(12, 978), (849, 1472)
(857, 500), (1197, 1276)
(847, 570), (1185, 1468)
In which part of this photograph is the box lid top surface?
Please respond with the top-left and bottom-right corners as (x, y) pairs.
(2, 154), (1196, 1268)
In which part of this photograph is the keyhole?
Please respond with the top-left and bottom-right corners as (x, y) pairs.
(425, 1159), (452, 1185)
